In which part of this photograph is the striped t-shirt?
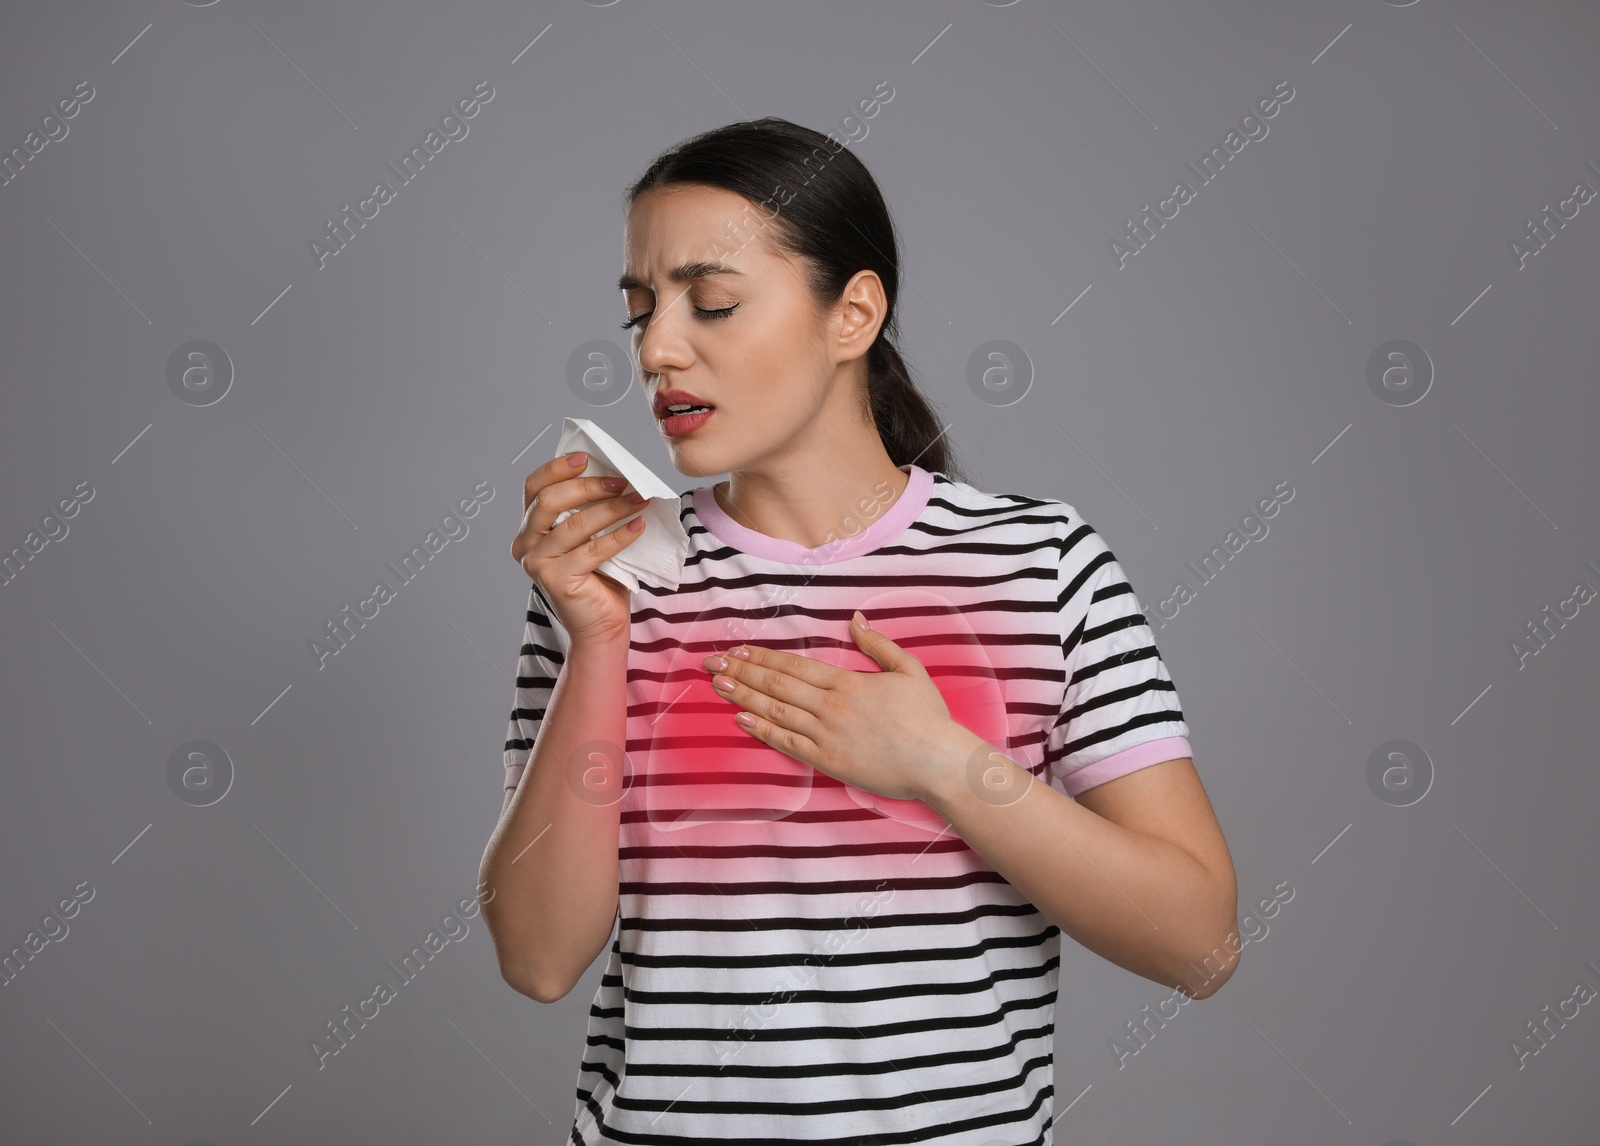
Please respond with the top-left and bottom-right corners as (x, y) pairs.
(503, 462), (1192, 1145)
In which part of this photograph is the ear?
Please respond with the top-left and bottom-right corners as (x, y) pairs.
(835, 269), (887, 364)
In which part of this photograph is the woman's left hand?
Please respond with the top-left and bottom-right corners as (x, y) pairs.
(701, 611), (967, 802)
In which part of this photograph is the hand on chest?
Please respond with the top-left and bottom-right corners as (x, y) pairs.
(629, 585), (1013, 833)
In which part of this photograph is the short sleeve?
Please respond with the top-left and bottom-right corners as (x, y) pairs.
(1042, 515), (1192, 798)
(502, 581), (570, 790)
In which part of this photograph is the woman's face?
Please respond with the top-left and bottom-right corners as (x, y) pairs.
(620, 183), (852, 480)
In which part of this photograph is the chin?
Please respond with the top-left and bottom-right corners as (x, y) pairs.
(665, 441), (728, 480)
(686, 448), (767, 485)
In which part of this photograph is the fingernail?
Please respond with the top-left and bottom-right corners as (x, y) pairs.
(853, 610), (869, 629)
(628, 491), (647, 503)
(567, 452), (587, 468)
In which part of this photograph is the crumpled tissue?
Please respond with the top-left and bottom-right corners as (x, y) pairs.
(550, 417), (689, 592)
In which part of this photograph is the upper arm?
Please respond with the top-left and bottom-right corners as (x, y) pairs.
(1042, 514), (1191, 796)
(502, 581), (568, 793)
(1075, 758), (1235, 891)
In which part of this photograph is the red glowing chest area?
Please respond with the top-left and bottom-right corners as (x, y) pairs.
(626, 586), (1011, 835)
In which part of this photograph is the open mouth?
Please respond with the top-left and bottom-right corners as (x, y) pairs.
(658, 405), (716, 436)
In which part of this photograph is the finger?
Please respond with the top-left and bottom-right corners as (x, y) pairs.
(526, 470), (638, 535)
(708, 649), (830, 714)
(849, 611), (921, 674)
(720, 642), (841, 689)
(523, 451), (591, 514)
(588, 506), (649, 556)
(732, 707), (818, 766)
(546, 495), (649, 574)
(546, 491), (649, 552)
(710, 669), (823, 740)
(516, 485), (649, 573)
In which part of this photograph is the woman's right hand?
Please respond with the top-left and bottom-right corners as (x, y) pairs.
(511, 451), (653, 646)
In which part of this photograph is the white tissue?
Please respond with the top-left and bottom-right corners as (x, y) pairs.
(550, 417), (689, 592)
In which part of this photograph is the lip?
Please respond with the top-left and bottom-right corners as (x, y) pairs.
(653, 388), (716, 418)
(659, 408), (714, 437)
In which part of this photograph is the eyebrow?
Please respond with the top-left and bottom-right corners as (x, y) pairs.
(617, 261), (744, 292)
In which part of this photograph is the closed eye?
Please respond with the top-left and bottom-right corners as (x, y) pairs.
(621, 303), (739, 330)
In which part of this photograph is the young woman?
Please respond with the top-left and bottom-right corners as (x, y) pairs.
(480, 117), (1237, 1145)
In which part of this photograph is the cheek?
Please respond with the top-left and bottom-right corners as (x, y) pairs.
(717, 336), (816, 424)
(754, 340), (834, 423)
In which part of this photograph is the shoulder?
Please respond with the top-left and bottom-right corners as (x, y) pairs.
(927, 471), (1093, 547)
(931, 475), (1137, 614)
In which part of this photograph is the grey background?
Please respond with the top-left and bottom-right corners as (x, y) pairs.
(2, 0), (1597, 1142)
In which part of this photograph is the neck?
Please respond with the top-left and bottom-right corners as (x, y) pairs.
(713, 461), (910, 551)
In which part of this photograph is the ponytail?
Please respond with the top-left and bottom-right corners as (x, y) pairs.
(866, 337), (963, 481)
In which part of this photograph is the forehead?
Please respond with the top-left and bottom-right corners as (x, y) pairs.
(619, 184), (776, 290)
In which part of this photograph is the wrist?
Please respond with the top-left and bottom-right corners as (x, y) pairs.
(916, 721), (988, 809)
(565, 617), (631, 649)
(565, 630), (631, 665)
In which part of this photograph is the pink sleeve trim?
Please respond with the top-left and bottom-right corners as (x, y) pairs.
(1061, 736), (1192, 798)
(504, 763), (525, 790)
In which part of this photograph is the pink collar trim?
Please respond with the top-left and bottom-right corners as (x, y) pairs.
(691, 464), (933, 565)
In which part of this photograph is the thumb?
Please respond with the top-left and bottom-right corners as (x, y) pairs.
(850, 610), (916, 673)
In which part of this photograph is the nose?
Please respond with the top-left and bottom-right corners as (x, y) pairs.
(634, 311), (692, 375)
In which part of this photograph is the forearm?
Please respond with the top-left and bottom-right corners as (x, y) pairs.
(918, 725), (1236, 996)
(480, 638), (627, 1001)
